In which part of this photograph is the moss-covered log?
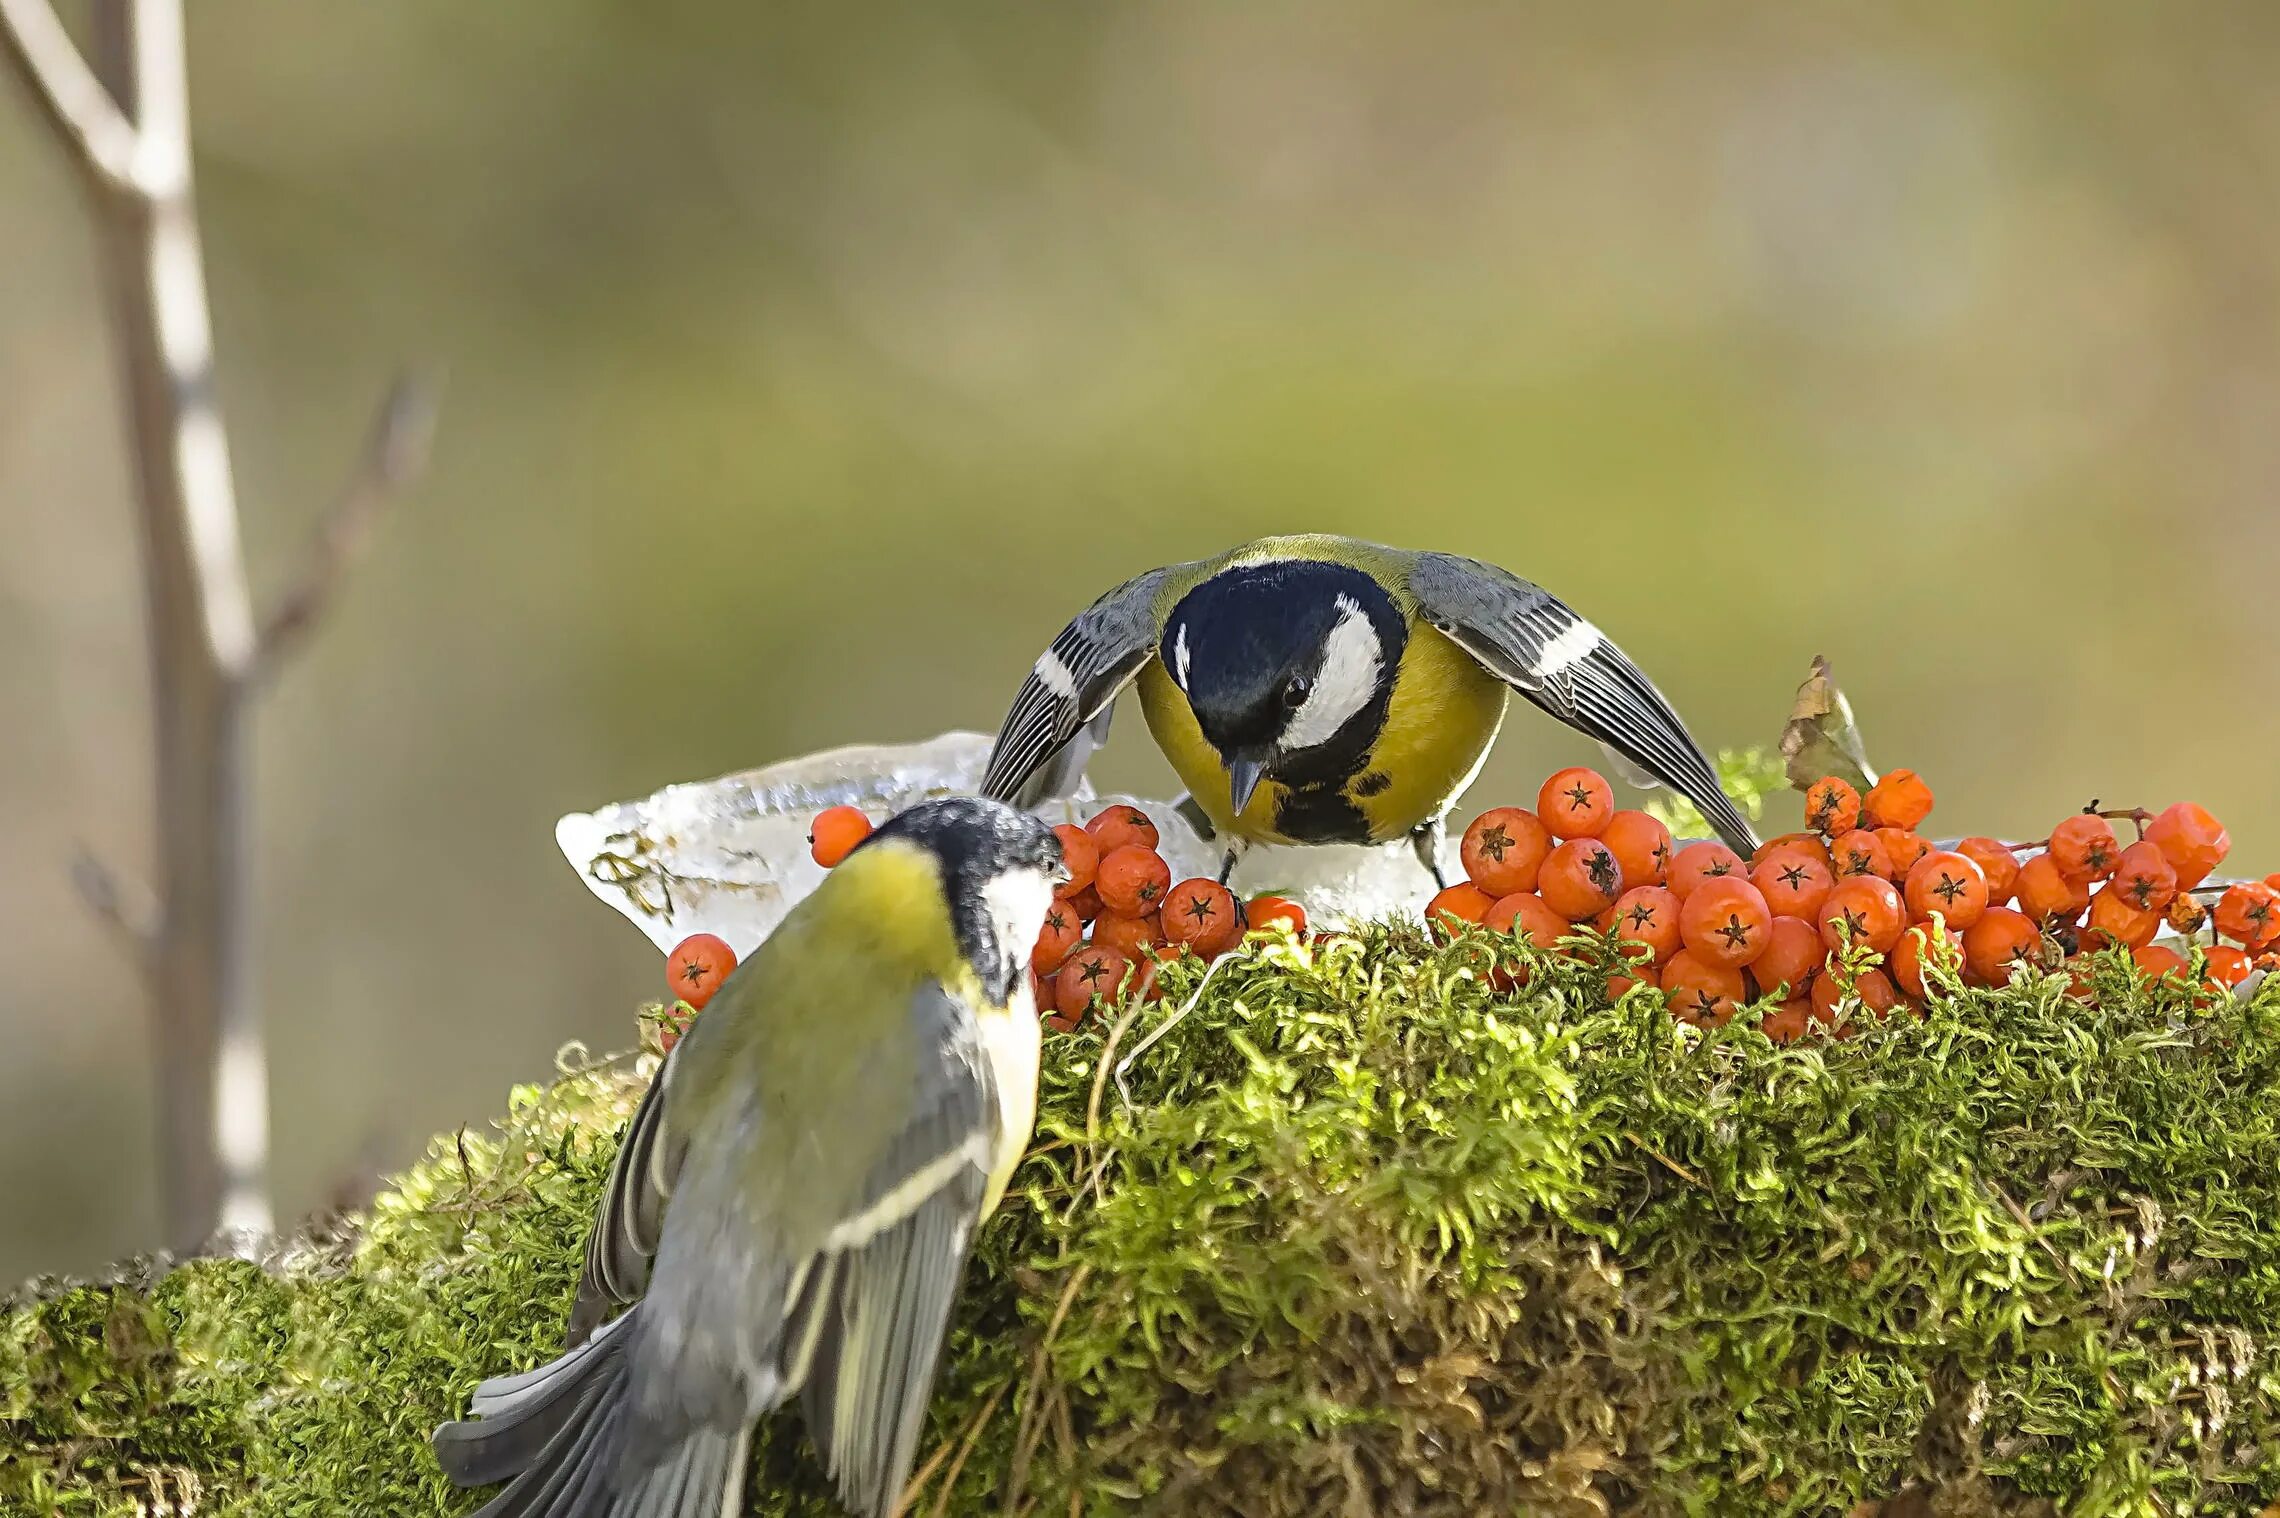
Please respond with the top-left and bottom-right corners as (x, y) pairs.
(7, 928), (2280, 1517)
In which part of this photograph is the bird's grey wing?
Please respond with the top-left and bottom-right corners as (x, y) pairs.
(790, 983), (1004, 1518)
(979, 567), (1175, 808)
(1408, 552), (1761, 854)
(564, 1042), (692, 1348)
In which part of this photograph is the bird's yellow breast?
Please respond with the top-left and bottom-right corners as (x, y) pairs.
(1135, 618), (1506, 845)
(1357, 620), (1507, 836)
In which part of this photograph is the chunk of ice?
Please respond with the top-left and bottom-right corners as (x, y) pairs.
(557, 731), (1455, 954)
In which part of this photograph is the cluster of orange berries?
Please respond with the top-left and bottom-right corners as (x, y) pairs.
(650, 779), (2258, 1053)
(1024, 805), (1306, 1032)
(806, 802), (1304, 1034)
(1425, 765), (2253, 1042)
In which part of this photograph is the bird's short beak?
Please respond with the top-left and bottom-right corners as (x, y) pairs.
(1228, 755), (1267, 818)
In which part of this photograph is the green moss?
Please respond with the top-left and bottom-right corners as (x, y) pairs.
(7, 938), (2280, 1517)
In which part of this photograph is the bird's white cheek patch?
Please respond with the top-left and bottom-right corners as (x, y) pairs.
(1033, 649), (1078, 699)
(1280, 596), (1382, 752)
(1534, 618), (1603, 676)
(980, 868), (1057, 983)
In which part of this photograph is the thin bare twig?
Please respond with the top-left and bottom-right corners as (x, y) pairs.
(252, 371), (441, 682)
(69, 845), (159, 955)
(1003, 1263), (1094, 1517)
(0, 0), (144, 191)
(901, 1377), (1010, 1518)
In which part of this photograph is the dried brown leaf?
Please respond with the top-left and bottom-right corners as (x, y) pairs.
(1780, 654), (1879, 794)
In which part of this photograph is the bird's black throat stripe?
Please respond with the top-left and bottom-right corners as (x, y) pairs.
(1272, 783), (1374, 844)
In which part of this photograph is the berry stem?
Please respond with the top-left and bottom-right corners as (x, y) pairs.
(2093, 806), (2154, 838)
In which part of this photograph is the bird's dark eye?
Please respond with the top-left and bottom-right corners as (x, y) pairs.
(1282, 676), (1310, 708)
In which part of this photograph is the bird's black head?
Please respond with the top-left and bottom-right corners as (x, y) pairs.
(858, 796), (1064, 1004)
(1160, 560), (1407, 808)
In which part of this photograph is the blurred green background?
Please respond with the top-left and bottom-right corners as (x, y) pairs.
(4, 2), (2279, 1280)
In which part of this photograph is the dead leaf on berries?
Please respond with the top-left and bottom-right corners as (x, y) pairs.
(1780, 655), (1879, 795)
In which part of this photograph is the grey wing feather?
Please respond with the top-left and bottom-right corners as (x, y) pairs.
(566, 1042), (689, 1348)
(786, 984), (1001, 1518)
(1409, 552), (1761, 854)
(612, 1428), (741, 1518)
(434, 1306), (634, 1514)
(799, 1178), (985, 1518)
(979, 567), (1175, 807)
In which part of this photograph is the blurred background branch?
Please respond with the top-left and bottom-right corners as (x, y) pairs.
(1, 0), (431, 1251)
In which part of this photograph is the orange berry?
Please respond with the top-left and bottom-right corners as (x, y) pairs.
(1962, 907), (2039, 987)
(1160, 878), (1241, 957)
(1426, 882), (1497, 934)
(1818, 875), (1905, 956)
(1663, 950), (1745, 1025)
(2203, 945), (2253, 990)
(1610, 885), (1684, 966)
(1875, 829), (1932, 882)
(1600, 810), (1674, 889)
(1061, 884), (1105, 923)
(1461, 807), (1553, 896)
(2082, 887), (2159, 952)
(1903, 851), (1990, 930)
(1536, 767), (1615, 839)
(1752, 851), (1834, 921)
(1861, 769), (1933, 831)
(2214, 882), (2280, 946)
(1029, 967), (1058, 1020)
(1890, 920), (1962, 1000)
(1679, 877), (1775, 968)
(1246, 894), (1308, 936)
(807, 805), (874, 868)
(1748, 915), (1825, 1001)
(1752, 832), (1831, 870)
(1085, 805), (1160, 856)
(2144, 802), (2228, 889)
(1095, 846), (1172, 916)
(1761, 999), (1813, 1044)
(2106, 841), (2177, 914)
(2014, 854), (2090, 926)
(1485, 891), (1571, 951)
(2166, 893), (2208, 936)
(2131, 943), (2189, 984)
(1090, 911), (1163, 959)
(1033, 902), (1084, 973)
(1804, 776), (1863, 838)
(1538, 838), (1625, 920)
(665, 932), (737, 1011)
(1954, 838), (2020, 907)
(1050, 825), (1099, 900)
(1055, 946), (1132, 1017)
(1668, 841), (1748, 899)
(2048, 814), (2120, 882)
(1828, 830), (1894, 881)
(1812, 964), (1900, 1023)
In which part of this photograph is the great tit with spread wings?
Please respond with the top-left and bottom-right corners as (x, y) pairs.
(980, 534), (1757, 882)
(432, 797), (1063, 1518)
